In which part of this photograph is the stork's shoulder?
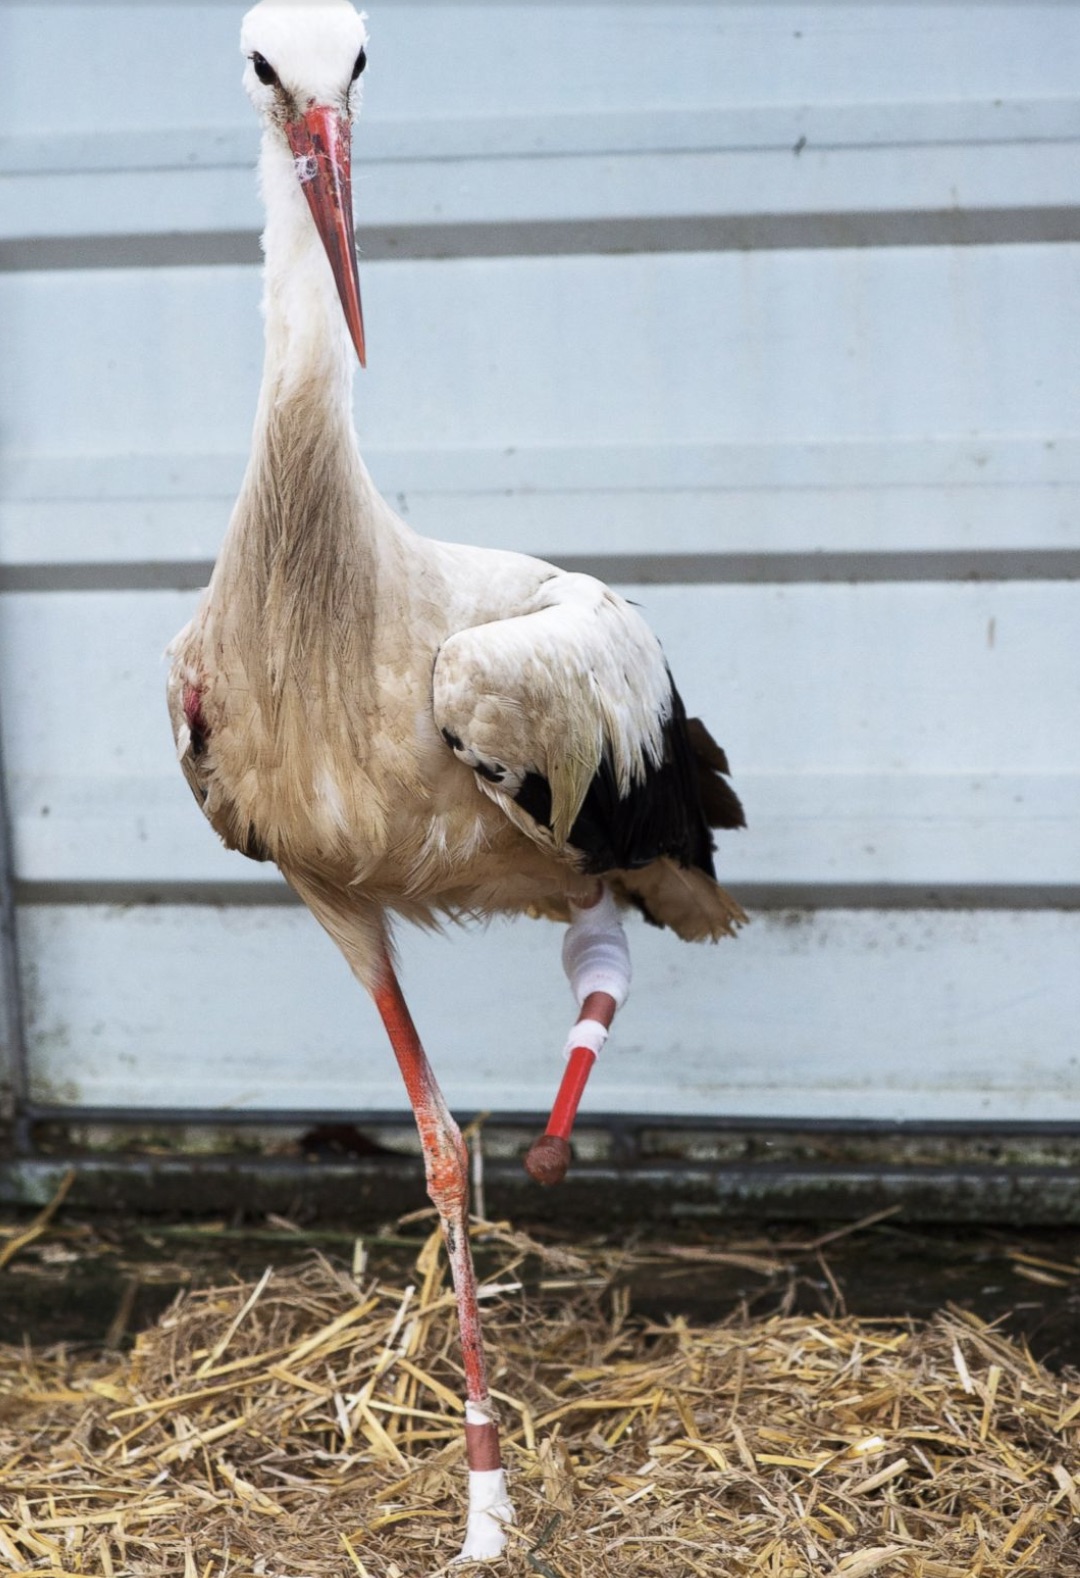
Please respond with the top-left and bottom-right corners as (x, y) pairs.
(433, 556), (667, 676)
(422, 538), (564, 621)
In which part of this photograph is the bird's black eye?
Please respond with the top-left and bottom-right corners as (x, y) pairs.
(251, 52), (278, 87)
(351, 47), (367, 81)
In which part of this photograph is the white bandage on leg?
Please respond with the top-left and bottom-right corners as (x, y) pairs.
(561, 1017), (609, 1061)
(562, 886), (632, 1009)
(457, 1402), (514, 1562)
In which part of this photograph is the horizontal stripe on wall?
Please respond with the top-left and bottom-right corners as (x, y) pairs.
(5, 551), (1080, 593)
(7, 207), (1080, 273)
(15, 881), (1080, 912)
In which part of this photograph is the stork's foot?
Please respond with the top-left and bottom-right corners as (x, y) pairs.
(454, 1468), (514, 1562)
(524, 1133), (572, 1187)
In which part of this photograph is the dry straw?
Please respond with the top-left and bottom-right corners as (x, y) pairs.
(1, 1221), (1078, 1576)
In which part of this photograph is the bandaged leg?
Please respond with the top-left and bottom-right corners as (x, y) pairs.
(457, 1400), (515, 1561)
(524, 884), (631, 1186)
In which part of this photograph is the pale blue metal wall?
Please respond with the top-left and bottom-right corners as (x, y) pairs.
(1, 2), (1079, 1122)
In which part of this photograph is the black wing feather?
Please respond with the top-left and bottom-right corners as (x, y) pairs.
(513, 678), (744, 878)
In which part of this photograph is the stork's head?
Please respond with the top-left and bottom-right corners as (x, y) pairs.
(241, 0), (369, 365)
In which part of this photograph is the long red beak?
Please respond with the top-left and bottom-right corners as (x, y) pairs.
(286, 105), (366, 368)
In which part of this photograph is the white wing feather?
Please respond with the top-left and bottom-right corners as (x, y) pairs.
(433, 573), (672, 849)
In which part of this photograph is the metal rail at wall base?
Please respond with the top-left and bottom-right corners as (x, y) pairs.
(3, 1103), (1080, 1226)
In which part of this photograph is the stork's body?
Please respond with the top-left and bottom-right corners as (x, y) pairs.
(168, 0), (744, 1559)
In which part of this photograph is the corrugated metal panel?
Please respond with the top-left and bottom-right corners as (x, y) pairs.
(1, 1), (1078, 1124)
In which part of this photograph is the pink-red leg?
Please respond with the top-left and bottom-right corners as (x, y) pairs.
(372, 950), (513, 1560)
(524, 989), (616, 1186)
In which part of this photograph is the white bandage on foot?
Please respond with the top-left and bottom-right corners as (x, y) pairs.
(455, 1402), (514, 1562)
(454, 1470), (514, 1559)
(562, 1017), (609, 1060)
(562, 886), (631, 1008)
(458, 1468), (514, 1561)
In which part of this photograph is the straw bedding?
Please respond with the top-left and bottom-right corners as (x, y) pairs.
(1, 1222), (1079, 1577)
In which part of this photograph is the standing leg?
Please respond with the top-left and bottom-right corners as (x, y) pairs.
(373, 948), (514, 1562)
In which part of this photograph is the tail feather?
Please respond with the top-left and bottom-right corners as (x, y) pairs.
(686, 717), (746, 832)
(613, 858), (747, 942)
(605, 711), (746, 941)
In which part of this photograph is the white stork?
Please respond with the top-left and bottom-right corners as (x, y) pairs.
(168, 0), (746, 1559)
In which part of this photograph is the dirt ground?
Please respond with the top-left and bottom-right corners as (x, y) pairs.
(4, 1204), (1080, 1575)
